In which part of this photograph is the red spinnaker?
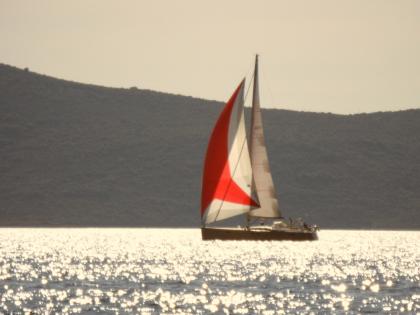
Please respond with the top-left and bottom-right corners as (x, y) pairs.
(201, 81), (258, 217)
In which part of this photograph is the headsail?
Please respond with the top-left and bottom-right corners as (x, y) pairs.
(201, 80), (259, 225)
(249, 55), (282, 218)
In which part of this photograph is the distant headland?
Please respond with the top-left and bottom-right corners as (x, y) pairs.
(0, 64), (419, 229)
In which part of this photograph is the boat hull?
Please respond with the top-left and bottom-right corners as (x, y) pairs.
(201, 227), (318, 241)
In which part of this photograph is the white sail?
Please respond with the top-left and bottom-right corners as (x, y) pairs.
(249, 55), (282, 218)
(201, 80), (259, 225)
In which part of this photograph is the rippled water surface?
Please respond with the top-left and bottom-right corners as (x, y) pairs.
(0, 229), (419, 314)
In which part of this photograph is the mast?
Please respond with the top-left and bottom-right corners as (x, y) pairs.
(249, 55), (282, 219)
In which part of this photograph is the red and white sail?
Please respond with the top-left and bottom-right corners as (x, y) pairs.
(201, 80), (259, 224)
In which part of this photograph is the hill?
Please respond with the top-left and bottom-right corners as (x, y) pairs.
(0, 64), (419, 229)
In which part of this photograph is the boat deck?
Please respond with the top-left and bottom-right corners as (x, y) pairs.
(201, 226), (318, 241)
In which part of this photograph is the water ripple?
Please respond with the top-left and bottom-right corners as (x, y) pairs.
(0, 229), (418, 314)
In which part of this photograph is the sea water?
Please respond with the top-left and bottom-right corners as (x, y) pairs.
(0, 229), (418, 314)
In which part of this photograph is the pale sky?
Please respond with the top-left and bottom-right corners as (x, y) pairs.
(1, 0), (419, 114)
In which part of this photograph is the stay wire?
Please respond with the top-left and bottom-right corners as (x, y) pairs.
(212, 69), (256, 224)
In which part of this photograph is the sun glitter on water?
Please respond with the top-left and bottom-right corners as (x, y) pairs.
(0, 229), (419, 314)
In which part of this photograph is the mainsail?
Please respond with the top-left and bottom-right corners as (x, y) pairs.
(249, 55), (282, 218)
(201, 80), (259, 225)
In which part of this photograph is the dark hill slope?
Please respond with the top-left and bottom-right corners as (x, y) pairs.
(0, 64), (419, 228)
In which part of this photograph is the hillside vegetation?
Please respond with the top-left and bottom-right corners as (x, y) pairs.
(0, 64), (419, 228)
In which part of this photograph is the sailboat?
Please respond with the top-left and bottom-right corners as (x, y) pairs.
(201, 55), (318, 241)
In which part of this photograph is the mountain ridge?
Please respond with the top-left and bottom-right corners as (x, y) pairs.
(1, 63), (419, 229)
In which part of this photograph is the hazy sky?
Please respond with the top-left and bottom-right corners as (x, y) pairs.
(1, 0), (419, 114)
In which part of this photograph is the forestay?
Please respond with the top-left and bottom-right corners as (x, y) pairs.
(201, 80), (259, 224)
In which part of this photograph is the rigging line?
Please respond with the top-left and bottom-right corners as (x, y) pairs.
(206, 58), (256, 224)
(259, 61), (277, 109)
(244, 70), (256, 140)
(212, 72), (255, 224)
(243, 62), (255, 108)
(213, 133), (251, 223)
